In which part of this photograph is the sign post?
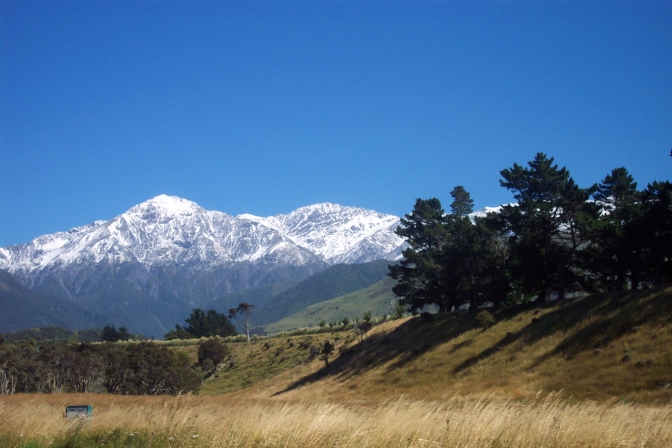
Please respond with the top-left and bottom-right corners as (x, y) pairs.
(65, 405), (92, 419)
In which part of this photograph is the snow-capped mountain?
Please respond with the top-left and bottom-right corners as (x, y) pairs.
(239, 202), (403, 264)
(0, 196), (405, 335)
(0, 196), (403, 279)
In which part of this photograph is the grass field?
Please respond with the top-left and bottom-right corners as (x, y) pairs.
(2, 286), (672, 446)
(1, 393), (671, 447)
(195, 285), (672, 404)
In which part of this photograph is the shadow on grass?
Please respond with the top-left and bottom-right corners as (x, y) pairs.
(451, 285), (672, 375)
(272, 311), (483, 396)
(272, 285), (672, 396)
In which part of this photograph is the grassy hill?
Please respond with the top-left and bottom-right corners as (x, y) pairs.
(264, 277), (397, 333)
(254, 259), (392, 327)
(192, 285), (672, 404)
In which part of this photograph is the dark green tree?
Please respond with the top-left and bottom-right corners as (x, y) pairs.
(638, 181), (672, 286)
(320, 341), (335, 367)
(164, 324), (193, 340)
(389, 198), (452, 312)
(115, 343), (200, 395)
(117, 327), (131, 341)
(450, 185), (474, 216)
(197, 339), (230, 367)
(183, 309), (237, 338)
(390, 191), (509, 313)
(499, 153), (597, 300)
(100, 325), (120, 342)
(440, 213), (510, 309)
(587, 167), (640, 290)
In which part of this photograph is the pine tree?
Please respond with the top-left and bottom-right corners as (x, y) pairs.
(588, 167), (640, 290)
(184, 308), (237, 338)
(389, 198), (452, 312)
(499, 153), (596, 300)
(639, 181), (672, 286)
(449, 186), (474, 216)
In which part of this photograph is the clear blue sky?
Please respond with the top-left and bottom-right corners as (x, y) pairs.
(1, 0), (670, 247)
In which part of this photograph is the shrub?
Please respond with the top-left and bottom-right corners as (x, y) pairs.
(320, 341), (335, 366)
(198, 339), (230, 367)
(393, 302), (406, 320)
(476, 311), (495, 331)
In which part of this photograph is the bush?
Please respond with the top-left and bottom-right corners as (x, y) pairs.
(198, 339), (230, 367)
(393, 302), (406, 320)
(476, 310), (495, 331)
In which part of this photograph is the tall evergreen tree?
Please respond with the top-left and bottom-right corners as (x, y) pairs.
(588, 167), (640, 290)
(639, 181), (672, 286)
(183, 308), (237, 338)
(499, 153), (596, 300)
(390, 190), (508, 313)
(439, 213), (509, 309)
(449, 186), (474, 216)
(389, 198), (452, 312)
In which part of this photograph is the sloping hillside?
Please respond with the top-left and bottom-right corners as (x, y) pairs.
(264, 277), (396, 333)
(0, 269), (108, 333)
(254, 259), (392, 327)
(199, 285), (672, 404)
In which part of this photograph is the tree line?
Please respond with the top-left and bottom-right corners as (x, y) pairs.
(163, 303), (254, 341)
(390, 153), (671, 313)
(0, 331), (237, 395)
(0, 339), (202, 395)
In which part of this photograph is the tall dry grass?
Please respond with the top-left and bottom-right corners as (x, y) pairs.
(1, 392), (671, 447)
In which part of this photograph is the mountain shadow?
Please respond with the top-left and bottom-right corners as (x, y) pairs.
(0, 269), (108, 333)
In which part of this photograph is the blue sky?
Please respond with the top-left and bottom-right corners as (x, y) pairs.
(1, 0), (670, 247)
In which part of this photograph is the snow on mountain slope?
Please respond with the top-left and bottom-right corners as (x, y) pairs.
(238, 202), (403, 263)
(0, 196), (404, 281)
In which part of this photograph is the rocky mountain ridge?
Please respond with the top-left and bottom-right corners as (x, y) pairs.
(0, 196), (404, 280)
(0, 196), (405, 335)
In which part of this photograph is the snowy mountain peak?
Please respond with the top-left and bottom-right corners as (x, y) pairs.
(291, 202), (348, 215)
(0, 197), (406, 286)
(128, 195), (205, 218)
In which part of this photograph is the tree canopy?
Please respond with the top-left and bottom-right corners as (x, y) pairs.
(164, 308), (237, 340)
(390, 153), (672, 314)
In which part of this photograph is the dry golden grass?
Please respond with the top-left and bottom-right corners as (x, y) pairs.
(3, 288), (671, 446)
(226, 286), (672, 403)
(1, 392), (671, 447)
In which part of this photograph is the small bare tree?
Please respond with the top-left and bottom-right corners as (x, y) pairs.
(229, 303), (256, 342)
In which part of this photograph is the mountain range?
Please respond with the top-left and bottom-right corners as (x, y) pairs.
(0, 195), (405, 336)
